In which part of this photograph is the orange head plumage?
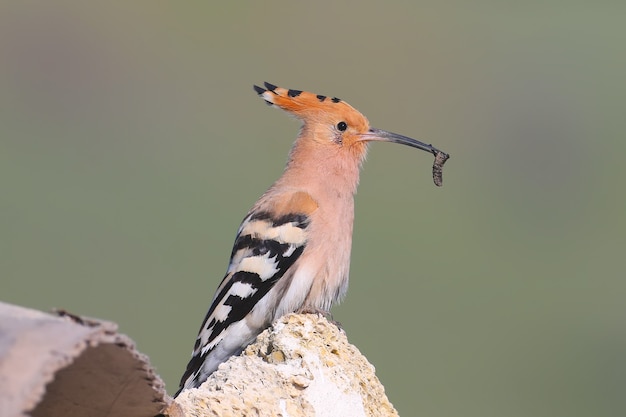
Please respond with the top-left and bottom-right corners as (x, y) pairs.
(253, 82), (449, 187)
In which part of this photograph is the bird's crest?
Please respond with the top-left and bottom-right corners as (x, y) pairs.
(253, 82), (357, 118)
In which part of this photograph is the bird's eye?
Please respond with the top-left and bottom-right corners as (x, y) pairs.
(336, 121), (348, 132)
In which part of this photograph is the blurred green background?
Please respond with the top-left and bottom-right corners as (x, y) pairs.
(2, 2), (625, 416)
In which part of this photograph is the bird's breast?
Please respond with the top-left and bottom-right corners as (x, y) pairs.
(298, 195), (355, 311)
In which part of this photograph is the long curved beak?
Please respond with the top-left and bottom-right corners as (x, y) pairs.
(360, 128), (448, 158)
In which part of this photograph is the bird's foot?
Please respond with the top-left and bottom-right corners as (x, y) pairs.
(296, 307), (343, 331)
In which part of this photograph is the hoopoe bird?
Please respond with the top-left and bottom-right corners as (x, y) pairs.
(176, 82), (449, 395)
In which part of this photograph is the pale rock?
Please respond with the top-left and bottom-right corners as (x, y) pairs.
(168, 313), (399, 417)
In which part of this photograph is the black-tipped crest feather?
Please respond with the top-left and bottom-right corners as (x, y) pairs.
(264, 82), (278, 92)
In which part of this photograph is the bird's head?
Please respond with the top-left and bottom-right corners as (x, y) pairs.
(253, 82), (449, 185)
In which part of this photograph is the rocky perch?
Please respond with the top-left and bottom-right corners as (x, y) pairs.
(166, 313), (399, 417)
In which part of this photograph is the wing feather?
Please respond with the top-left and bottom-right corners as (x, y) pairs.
(177, 206), (312, 392)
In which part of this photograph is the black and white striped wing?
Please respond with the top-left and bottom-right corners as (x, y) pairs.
(178, 211), (309, 392)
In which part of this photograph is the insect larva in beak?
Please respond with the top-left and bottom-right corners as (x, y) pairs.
(432, 151), (450, 187)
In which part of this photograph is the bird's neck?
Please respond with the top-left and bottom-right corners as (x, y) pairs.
(278, 139), (365, 199)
